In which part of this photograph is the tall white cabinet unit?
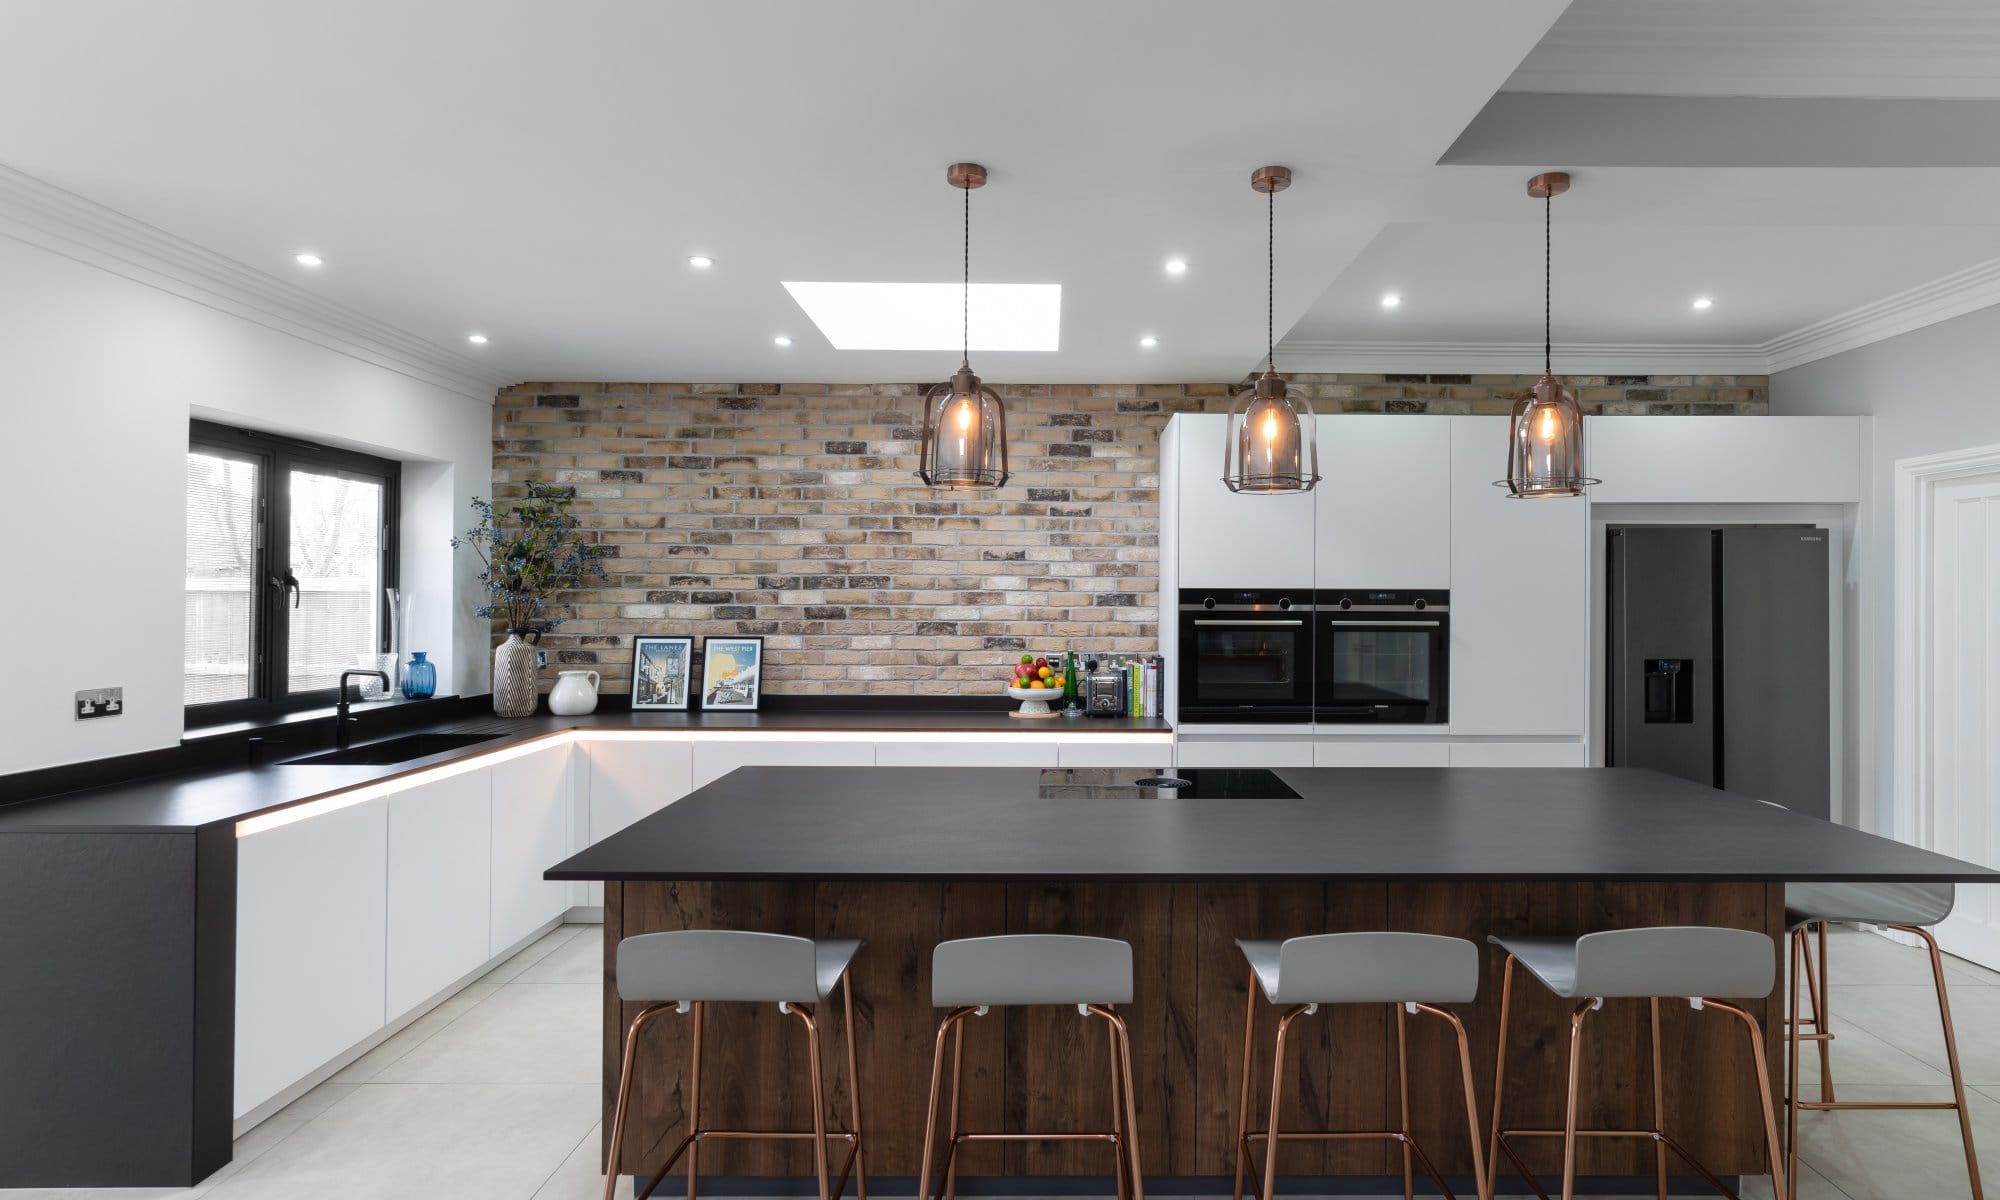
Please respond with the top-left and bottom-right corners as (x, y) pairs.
(1174, 414), (1315, 590)
(1446, 416), (1588, 736)
(1314, 416), (1451, 589)
(490, 741), (573, 955)
(385, 768), (493, 1020)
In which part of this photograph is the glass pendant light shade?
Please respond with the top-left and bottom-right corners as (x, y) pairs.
(1223, 368), (1320, 493)
(1502, 372), (1596, 498)
(918, 363), (1008, 488)
(1498, 169), (1599, 498)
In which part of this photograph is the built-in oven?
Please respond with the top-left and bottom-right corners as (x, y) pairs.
(1176, 588), (1315, 723)
(1314, 589), (1449, 724)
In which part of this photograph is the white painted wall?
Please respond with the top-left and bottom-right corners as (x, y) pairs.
(1770, 302), (2000, 836)
(1, 235), (492, 774)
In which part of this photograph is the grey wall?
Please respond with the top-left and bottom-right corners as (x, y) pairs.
(1770, 303), (2000, 835)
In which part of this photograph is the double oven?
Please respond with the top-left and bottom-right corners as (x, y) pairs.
(1176, 588), (1448, 724)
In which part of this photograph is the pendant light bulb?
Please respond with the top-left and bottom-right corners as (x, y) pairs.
(917, 163), (1009, 490)
(1498, 171), (1599, 499)
(1223, 166), (1321, 495)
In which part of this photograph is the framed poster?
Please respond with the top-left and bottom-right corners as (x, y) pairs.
(630, 636), (694, 711)
(699, 635), (765, 711)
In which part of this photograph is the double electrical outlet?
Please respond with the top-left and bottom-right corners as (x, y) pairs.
(76, 687), (124, 720)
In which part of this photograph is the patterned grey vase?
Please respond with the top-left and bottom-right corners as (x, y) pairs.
(492, 632), (539, 717)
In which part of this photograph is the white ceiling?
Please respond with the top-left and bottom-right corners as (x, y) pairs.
(3, 1), (2000, 385)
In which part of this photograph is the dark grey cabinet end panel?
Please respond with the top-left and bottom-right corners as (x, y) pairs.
(0, 830), (234, 1187)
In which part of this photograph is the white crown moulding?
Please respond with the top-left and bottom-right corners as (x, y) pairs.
(1277, 340), (1772, 377)
(0, 164), (508, 402)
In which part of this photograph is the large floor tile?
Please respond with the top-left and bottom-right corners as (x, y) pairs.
(201, 1082), (598, 1200)
(374, 982), (599, 1084)
(482, 924), (587, 986)
(1793, 1084), (1995, 1200)
(1813, 982), (2000, 1084)
(333, 983), (500, 1083)
(1788, 1015), (1952, 1092)
(516, 924), (605, 984)
(528, 1124), (604, 1200)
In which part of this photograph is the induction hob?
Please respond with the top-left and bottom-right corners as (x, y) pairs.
(1037, 768), (1302, 801)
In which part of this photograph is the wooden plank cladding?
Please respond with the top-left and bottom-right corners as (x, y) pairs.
(602, 879), (1784, 1182)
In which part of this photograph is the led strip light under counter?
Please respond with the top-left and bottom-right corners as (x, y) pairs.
(236, 726), (1174, 838)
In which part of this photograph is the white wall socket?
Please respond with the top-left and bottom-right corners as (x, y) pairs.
(76, 687), (124, 720)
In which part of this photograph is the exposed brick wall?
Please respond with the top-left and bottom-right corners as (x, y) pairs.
(491, 373), (1767, 697)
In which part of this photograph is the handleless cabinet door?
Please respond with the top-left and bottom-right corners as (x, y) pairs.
(490, 743), (572, 957)
(691, 739), (876, 789)
(875, 737), (1062, 768)
(386, 768), (493, 1021)
(587, 739), (695, 842)
(1314, 416), (1451, 588)
(1448, 416), (1588, 736)
(235, 794), (388, 1120)
(1175, 413), (1316, 590)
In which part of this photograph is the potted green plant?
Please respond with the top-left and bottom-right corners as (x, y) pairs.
(453, 482), (607, 717)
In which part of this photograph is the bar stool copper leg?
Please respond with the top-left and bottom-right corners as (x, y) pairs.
(840, 975), (868, 1200)
(1259, 1005), (1308, 1200)
(1106, 1017), (1130, 1200)
(791, 1004), (831, 1200)
(1232, 966), (1257, 1200)
(942, 1016), (967, 1200)
(605, 1004), (678, 1200)
(1486, 954), (1517, 1200)
(1413, 1003), (1492, 1200)
(685, 1001), (703, 1200)
(1906, 925), (1985, 1200)
(1559, 999), (1594, 1200)
(1648, 998), (1668, 1200)
(915, 1008), (972, 1200)
(1394, 1002), (1415, 1200)
(1107, 1006), (1146, 1200)
(1707, 1000), (1788, 1200)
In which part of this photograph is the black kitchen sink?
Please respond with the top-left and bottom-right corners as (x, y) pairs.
(284, 732), (504, 766)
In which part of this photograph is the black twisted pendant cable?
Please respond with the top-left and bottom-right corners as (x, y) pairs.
(1267, 182), (1276, 373)
(962, 180), (970, 368)
(1543, 189), (1552, 376)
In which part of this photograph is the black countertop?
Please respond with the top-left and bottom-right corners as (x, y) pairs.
(545, 765), (1996, 884)
(0, 711), (1171, 834)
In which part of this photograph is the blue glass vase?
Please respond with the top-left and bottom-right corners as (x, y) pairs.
(401, 651), (437, 700)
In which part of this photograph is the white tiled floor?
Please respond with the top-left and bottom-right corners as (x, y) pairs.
(7, 924), (1997, 1199)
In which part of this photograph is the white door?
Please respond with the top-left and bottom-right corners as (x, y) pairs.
(1930, 472), (2000, 967)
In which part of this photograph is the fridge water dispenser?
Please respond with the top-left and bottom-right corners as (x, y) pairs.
(1643, 659), (1694, 723)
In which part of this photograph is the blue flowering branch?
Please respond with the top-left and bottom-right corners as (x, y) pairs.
(451, 482), (608, 636)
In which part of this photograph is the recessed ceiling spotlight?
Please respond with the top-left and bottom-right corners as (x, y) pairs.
(294, 252), (323, 267)
(773, 335), (793, 347)
(1139, 335), (1158, 348)
(1691, 296), (1714, 310)
(1380, 292), (1402, 309)
(688, 255), (714, 269)
(1164, 258), (1188, 276)
(466, 333), (489, 345)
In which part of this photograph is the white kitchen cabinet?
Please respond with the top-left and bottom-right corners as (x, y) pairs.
(1174, 413), (1316, 590)
(1312, 740), (1451, 767)
(386, 768), (493, 1020)
(1447, 417), (1588, 737)
(692, 738), (877, 789)
(235, 794), (388, 1120)
(1055, 737), (1174, 769)
(587, 738), (695, 843)
(1447, 741), (1586, 767)
(876, 738), (1061, 768)
(1587, 416), (1863, 505)
(1175, 738), (1317, 769)
(490, 742), (573, 957)
(1314, 416), (1450, 589)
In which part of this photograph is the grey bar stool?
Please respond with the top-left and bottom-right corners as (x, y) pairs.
(1785, 882), (1981, 1199)
(1230, 932), (1491, 1200)
(1486, 926), (1785, 1200)
(603, 930), (867, 1200)
(915, 935), (1143, 1200)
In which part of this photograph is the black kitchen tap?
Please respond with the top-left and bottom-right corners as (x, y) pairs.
(336, 670), (390, 749)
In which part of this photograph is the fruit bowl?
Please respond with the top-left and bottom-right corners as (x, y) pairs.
(1006, 685), (1057, 717)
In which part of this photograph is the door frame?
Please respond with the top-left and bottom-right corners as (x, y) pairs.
(1893, 441), (2000, 853)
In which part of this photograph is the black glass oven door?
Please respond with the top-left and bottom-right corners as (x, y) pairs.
(1186, 619), (1310, 714)
(1317, 621), (1443, 721)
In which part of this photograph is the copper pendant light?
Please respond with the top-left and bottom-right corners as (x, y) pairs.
(1222, 165), (1321, 494)
(917, 162), (1009, 490)
(1499, 171), (1598, 498)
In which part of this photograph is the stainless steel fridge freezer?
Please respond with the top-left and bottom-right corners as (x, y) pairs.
(1607, 525), (1831, 819)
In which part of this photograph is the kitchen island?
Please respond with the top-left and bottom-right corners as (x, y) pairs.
(549, 765), (1996, 1190)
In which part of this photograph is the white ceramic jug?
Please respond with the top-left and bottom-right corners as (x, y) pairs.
(548, 669), (601, 716)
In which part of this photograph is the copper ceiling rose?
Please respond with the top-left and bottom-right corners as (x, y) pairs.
(1526, 171), (1570, 199)
(946, 162), (987, 190)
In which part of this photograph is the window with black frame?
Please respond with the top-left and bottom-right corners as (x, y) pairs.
(184, 420), (400, 723)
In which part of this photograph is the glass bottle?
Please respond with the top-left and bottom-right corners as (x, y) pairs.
(1061, 648), (1082, 717)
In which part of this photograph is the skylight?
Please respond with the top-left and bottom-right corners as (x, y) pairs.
(781, 282), (1061, 352)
